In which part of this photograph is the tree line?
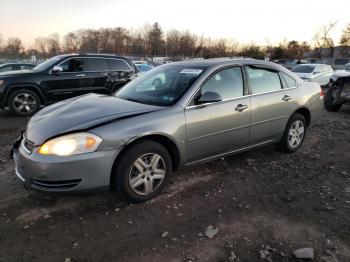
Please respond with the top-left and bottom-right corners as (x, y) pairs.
(0, 22), (349, 60)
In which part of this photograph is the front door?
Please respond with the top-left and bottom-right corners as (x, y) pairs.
(185, 66), (251, 163)
(42, 58), (92, 102)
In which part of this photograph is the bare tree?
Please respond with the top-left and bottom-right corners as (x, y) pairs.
(0, 34), (4, 51)
(313, 21), (337, 58)
(46, 33), (61, 56)
(34, 37), (48, 58)
(340, 23), (350, 45)
(63, 32), (80, 53)
(166, 29), (181, 56)
(4, 37), (24, 58)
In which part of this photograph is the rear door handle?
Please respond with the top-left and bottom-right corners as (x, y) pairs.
(76, 74), (86, 77)
(235, 104), (248, 112)
(282, 95), (292, 102)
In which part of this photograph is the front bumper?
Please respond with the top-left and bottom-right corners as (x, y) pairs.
(13, 140), (118, 193)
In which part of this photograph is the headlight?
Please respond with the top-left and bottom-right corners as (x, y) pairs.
(38, 132), (102, 156)
(0, 80), (4, 86)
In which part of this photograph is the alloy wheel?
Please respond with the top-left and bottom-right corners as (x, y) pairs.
(288, 120), (305, 149)
(13, 93), (37, 113)
(128, 153), (166, 196)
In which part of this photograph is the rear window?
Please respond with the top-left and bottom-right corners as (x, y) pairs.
(87, 58), (109, 71)
(108, 59), (132, 71)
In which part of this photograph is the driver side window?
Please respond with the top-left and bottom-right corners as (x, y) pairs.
(200, 67), (244, 100)
(59, 58), (85, 72)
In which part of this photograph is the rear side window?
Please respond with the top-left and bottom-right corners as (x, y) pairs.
(0, 65), (14, 72)
(201, 67), (244, 100)
(281, 72), (297, 88)
(20, 65), (34, 70)
(87, 58), (109, 71)
(246, 66), (282, 94)
(59, 58), (85, 72)
(108, 59), (132, 71)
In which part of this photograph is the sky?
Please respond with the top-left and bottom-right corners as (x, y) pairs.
(0, 0), (349, 47)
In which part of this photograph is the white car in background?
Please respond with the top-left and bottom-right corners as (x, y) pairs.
(334, 63), (350, 73)
(292, 64), (333, 86)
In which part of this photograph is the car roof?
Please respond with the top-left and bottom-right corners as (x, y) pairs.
(169, 58), (282, 69)
(295, 63), (319, 66)
(0, 62), (35, 66)
(170, 58), (262, 67)
(60, 53), (130, 60)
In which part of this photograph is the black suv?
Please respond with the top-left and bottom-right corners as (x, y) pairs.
(0, 54), (138, 116)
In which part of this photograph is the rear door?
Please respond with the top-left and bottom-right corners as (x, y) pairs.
(107, 58), (135, 92)
(246, 65), (296, 145)
(185, 66), (251, 163)
(84, 57), (111, 94)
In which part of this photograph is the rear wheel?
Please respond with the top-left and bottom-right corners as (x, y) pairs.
(113, 141), (172, 202)
(8, 89), (41, 117)
(277, 113), (307, 153)
(324, 87), (343, 112)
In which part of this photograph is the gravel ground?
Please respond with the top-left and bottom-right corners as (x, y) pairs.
(0, 107), (349, 262)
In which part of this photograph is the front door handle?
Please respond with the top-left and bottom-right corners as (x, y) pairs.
(282, 95), (292, 102)
(76, 74), (86, 77)
(235, 104), (248, 112)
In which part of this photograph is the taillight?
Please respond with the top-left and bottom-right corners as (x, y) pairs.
(320, 88), (325, 97)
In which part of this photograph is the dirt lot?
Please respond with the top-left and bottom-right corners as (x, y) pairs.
(0, 107), (349, 262)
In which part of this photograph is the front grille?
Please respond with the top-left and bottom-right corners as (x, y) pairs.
(32, 178), (82, 189)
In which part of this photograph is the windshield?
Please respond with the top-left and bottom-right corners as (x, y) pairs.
(32, 56), (64, 71)
(341, 63), (350, 70)
(116, 64), (207, 106)
(292, 65), (315, 73)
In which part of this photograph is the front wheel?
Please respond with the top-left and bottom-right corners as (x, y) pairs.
(277, 113), (307, 153)
(8, 89), (41, 117)
(113, 141), (172, 202)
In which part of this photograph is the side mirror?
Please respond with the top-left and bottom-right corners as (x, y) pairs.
(51, 66), (63, 74)
(196, 91), (222, 105)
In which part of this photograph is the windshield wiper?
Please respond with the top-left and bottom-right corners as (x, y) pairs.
(122, 97), (145, 104)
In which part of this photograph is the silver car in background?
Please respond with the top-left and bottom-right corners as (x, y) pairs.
(292, 64), (333, 86)
(13, 59), (323, 202)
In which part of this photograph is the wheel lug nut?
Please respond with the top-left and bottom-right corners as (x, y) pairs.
(147, 177), (150, 181)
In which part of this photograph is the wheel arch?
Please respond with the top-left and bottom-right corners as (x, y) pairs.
(4, 84), (46, 106)
(292, 107), (311, 127)
(110, 133), (182, 188)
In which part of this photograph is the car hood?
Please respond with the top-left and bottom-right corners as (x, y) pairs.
(0, 69), (35, 77)
(26, 93), (163, 145)
(293, 72), (313, 79)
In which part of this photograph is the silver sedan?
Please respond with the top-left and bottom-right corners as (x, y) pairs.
(13, 59), (323, 202)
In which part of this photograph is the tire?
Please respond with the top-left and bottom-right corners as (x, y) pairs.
(324, 87), (343, 112)
(113, 140), (172, 202)
(8, 89), (41, 117)
(277, 113), (307, 153)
